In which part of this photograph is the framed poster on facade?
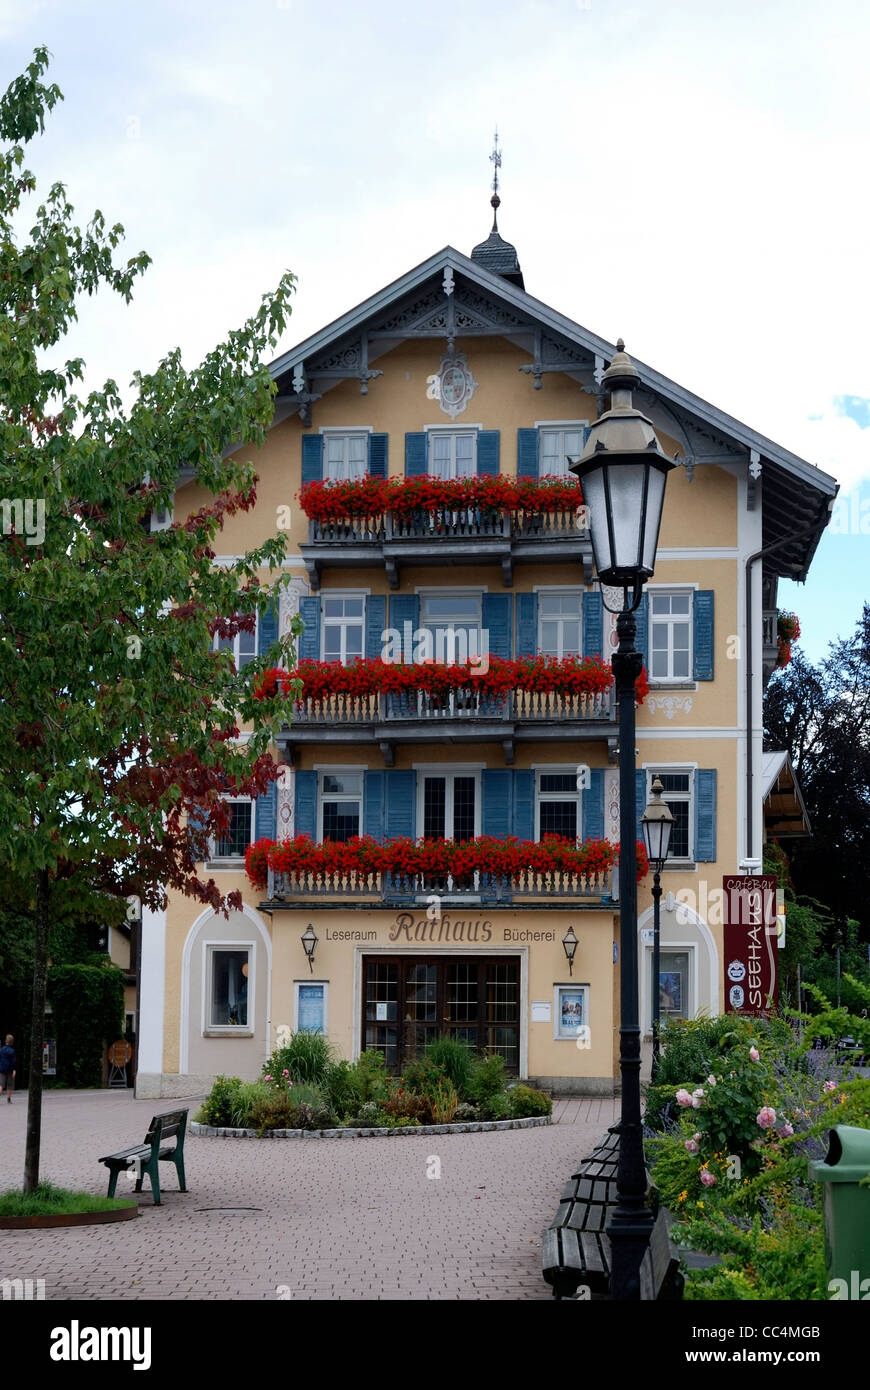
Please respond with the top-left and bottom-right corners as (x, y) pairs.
(294, 981), (327, 1034)
(554, 984), (590, 1040)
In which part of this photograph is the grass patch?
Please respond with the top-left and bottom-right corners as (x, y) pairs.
(0, 1181), (136, 1217)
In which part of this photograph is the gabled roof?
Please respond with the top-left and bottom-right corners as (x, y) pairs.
(271, 245), (838, 579)
(762, 751), (811, 838)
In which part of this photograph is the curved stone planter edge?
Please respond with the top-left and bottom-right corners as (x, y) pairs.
(191, 1115), (551, 1139)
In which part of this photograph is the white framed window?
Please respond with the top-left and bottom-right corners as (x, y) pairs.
(293, 980), (329, 1034)
(321, 593), (365, 664)
(418, 770), (480, 842)
(539, 423), (588, 478)
(323, 431), (368, 482)
(209, 797), (254, 862)
(318, 771), (363, 843)
(427, 430), (476, 479)
(214, 617), (258, 671)
(554, 983), (590, 1041)
(537, 590), (583, 658)
(650, 591), (693, 681)
(205, 944), (253, 1030)
(420, 591), (482, 649)
(535, 769), (582, 841)
(644, 767), (694, 861)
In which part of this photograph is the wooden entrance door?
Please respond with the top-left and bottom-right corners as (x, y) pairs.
(361, 956), (520, 1072)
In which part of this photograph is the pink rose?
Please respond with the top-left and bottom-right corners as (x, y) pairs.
(749, 1046), (760, 1062)
(823, 1080), (837, 1093)
(264, 1074), (274, 1082)
(693, 1132), (702, 1142)
(282, 1069), (289, 1077)
(699, 1169), (716, 1187)
(684, 1139), (699, 1154)
(707, 1075), (717, 1087)
(691, 1088), (705, 1109)
(777, 1122), (794, 1138)
(676, 1089), (693, 1107)
(757, 1106), (777, 1129)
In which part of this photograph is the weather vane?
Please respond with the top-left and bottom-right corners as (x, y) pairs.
(490, 127), (501, 200)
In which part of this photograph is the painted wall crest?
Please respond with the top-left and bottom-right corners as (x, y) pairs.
(426, 351), (479, 419)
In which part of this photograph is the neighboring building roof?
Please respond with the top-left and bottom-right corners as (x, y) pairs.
(270, 243), (838, 580)
(762, 751), (812, 838)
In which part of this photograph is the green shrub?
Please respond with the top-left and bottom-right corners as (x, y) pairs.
(46, 962), (125, 1088)
(195, 1075), (244, 1127)
(248, 1082), (333, 1133)
(229, 1080), (272, 1128)
(400, 1055), (448, 1098)
(466, 1052), (506, 1103)
(263, 1030), (334, 1086)
(384, 1084), (427, 1122)
(324, 1059), (358, 1116)
(423, 1035), (473, 1094)
(677, 1202), (828, 1301)
(508, 1084), (551, 1118)
(479, 1091), (511, 1121)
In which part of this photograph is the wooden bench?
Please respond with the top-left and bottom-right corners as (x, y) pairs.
(542, 1125), (683, 1300)
(99, 1110), (188, 1206)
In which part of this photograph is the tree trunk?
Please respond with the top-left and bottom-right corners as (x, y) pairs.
(23, 869), (50, 1193)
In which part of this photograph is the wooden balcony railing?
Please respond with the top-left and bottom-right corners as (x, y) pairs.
(265, 863), (613, 904)
(289, 685), (613, 727)
(307, 505), (587, 545)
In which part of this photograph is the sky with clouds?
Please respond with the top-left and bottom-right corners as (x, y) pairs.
(3, 0), (868, 662)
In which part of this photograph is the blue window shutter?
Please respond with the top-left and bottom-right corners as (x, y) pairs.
(256, 780), (277, 842)
(298, 596), (320, 661)
(482, 593), (513, 660)
(365, 595), (386, 659)
(188, 804), (209, 861)
(258, 595), (278, 658)
(405, 432), (426, 477)
(582, 769), (604, 842)
(583, 591), (603, 659)
(368, 433), (388, 479)
(693, 591), (715, 681)
(385, 770), (416, 839)
(694, 769), (717, 862)
(635, 593), (649, 670)
(517, 428), (539, 479)
(477, 430), (500, 477)
(635, 770), (647, 845)
(364, 771), (385, 840)
(389, 594), (419, 638)
(516, 592), (538, 656)
(301, 434), (323, 484)
(482, 771), (512, 839)
(512, 770), (535, 841)
(294, 771), (317, 841)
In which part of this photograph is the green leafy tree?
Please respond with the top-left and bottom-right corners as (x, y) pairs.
(0, 49), (299, 1189)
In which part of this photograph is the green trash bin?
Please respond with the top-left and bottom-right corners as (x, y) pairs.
(809, 1125), (870, 1298)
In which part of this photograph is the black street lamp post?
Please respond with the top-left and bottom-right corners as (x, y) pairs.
(641, 776), (674, 1076)
(571, 341), (675, 1301)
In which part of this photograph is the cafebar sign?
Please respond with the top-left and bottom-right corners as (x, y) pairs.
(723, 875), (778, 1016)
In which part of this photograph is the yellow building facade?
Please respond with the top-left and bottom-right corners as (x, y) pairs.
(136, 227), (836, 1098)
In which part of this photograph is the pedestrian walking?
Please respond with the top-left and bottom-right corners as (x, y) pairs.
(0, 1035), (16, 1103)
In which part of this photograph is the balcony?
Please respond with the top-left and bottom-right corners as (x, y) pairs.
(278, 685), (615, 765)
(298, 476), (594, 588)
(262, 862), (614, 908)
(762, 609), (778, 681)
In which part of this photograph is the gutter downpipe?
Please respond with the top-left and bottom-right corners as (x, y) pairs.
(744, 515), (833, 860)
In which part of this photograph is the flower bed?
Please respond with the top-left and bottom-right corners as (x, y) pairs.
(299, 473), (584, 522)
(245, 832), (648, 893)
(194, 1035), (554, 1136)
(253, 655), (649, 705)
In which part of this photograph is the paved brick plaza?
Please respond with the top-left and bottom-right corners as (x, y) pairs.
(0, 1090), (618, 1300)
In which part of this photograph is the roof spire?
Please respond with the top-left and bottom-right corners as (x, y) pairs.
(490, 127), (501, 227)
(471, 129), (525, 290)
